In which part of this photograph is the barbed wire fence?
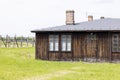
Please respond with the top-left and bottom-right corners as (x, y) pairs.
(0, 35), (35, 48)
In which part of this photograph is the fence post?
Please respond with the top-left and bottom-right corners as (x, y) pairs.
(8, 36), (11, 47)
(13, 37), (15, 48)
(14, 35), (19, 48)
(20, 36), (23, 47)
(26, 36), (29, 47)
(0, 35), (7, 47)
(32, 37), (35, 47)
(6, 35), (8, 47)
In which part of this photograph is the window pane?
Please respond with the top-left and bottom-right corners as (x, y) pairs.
(54, 35), (59, 51)
(67, 35), (71, 51)
(114, 35), (117, 38)
(49, 35), (54, 40)
(62, 35), (66, 40)
(61, 35), (66, 51)
(49, 42), (54, 51)
(62, 42), (66, 51)
(87, 33), (96, 41)
(55, 42), (58, 51)
(67, 42), (71, 51)
(113, 48), (117, 52)
(112, 34), (118, 52)
(49, 35), (54, 51)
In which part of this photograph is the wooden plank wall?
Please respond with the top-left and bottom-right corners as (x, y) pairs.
(72, 32), (112, 62)
(36, 33), (73, 61)
(72, 33), (81, 60)
(48, 52), (72, 61)
(36, 33), (48, 60)
(97, 33), (110, 61)
(36, 32), (120, 62)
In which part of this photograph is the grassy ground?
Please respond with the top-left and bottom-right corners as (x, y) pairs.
(0, 48), (120, 80)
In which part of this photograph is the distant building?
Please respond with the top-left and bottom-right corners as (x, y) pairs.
(32, 10), (120, 62)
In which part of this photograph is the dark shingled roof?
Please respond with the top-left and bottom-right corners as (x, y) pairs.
(31, 18), (120, 32)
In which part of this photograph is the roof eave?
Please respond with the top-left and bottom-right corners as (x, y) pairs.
(31, 30), (120, 33)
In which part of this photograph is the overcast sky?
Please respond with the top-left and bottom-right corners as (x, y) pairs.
(0, 0), (120, 37)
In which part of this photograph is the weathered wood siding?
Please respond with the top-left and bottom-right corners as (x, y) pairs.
(36, 32), (120, 62)
(36, 33), (48, 60)
(72, 33), (82, 60)
(48, 52), (72, 61)
(36, 33), (73, 61)
(97, 33), (111, 61)
(73, 32), (112, 61)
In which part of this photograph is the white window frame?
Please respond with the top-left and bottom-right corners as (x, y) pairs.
(49, 35), (59, 51)
(112, 34), (120, 52)
(61, 35), (71, 51)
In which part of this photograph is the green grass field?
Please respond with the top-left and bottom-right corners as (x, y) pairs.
(0, 48), (120, 80)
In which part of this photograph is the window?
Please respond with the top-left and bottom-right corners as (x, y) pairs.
(87, 33), (96, 40)
(112, 34), (120, 52)
(49, 34), (72, 52)
(61, 35), (71, 51)
(49, 35), (59, 51)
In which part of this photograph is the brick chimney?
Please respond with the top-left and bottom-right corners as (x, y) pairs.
(66, 10), (75, 25)
(88, 15), (93, 21)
